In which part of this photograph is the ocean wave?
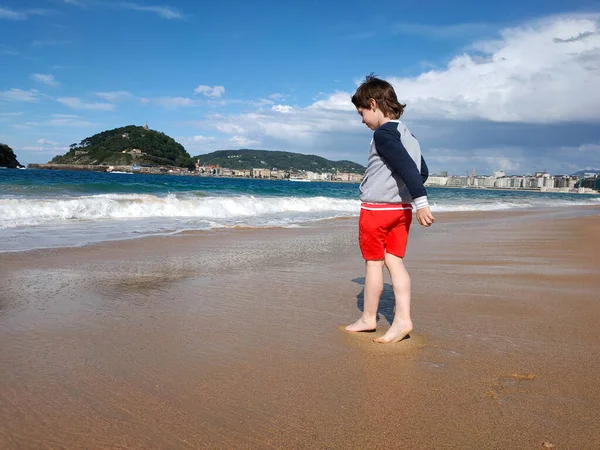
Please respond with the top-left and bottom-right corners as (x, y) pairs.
(1, 192), (599, 230)
(431, 197), (600, 212)
(0, 194), (361, 229)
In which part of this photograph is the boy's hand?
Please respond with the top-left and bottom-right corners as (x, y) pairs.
(416, 207), (435, 227)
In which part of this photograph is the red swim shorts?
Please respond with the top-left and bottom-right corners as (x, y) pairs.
(358, 203), (413, 260)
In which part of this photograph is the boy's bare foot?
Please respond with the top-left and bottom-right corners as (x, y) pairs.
(373, 320), (413, 344)
(345, 317), (377, 333)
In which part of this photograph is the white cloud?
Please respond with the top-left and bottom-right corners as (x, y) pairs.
(230, 136), (259, 147)
(420, 147), (526, 174)
(200, 106), (360, 148)
(13, 114), (94, 129)
(214, 122), (247, 135)
(31, 73), (59, 86)
(57, 97), (115, 111)
(308, 92), (354, 111)
(250, 98), (274, 108)
(575, 143), (600, 154)
(36, 138), (59, 146)
(0, 88), (39, 102)
(475, 156), (522, 172)
(194, 85), (225, 98)
(94, 91), (134, 102)
(420, 140), (600, 175)
(271, 104), (294, 113)
(0, 112), (23, 116)
(387, 15), (600, 123)
(193, 135), (216, 142)
(123, 3), (182, 19)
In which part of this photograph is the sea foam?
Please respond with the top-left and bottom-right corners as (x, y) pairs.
(0, 194), (361, 229)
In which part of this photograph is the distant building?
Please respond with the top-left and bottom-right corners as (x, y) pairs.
(252, 168), (271, 178)
(447, 176), (468, 187)
(270, 169), (287, 179)
(425, 176), (448, 186)
(334, 172), (363, 182)
(234, 169), (251, 177)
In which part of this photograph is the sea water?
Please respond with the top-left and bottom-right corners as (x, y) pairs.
(1, 169), (598, 252)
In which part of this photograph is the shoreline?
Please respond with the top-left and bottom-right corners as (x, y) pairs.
(1, 205), (598, 256)
(23, 165), (362, 183)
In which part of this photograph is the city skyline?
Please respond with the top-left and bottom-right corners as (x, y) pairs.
(1, 0), (599, 175)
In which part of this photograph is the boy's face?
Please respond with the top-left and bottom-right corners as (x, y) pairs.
(356, 107), (378, 130)
(356, 101), (385, 130)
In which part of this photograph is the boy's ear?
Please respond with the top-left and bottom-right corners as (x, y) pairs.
(368, 98), (377, 111)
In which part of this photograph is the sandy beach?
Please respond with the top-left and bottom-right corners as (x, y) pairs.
(1, 207), (599, 449)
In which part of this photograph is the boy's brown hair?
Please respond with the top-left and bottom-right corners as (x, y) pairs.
(351, 73), (406, 119)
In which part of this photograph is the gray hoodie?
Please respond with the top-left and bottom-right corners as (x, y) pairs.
(359, 120), (429, 209)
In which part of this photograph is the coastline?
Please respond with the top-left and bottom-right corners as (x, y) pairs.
(23, 164), (362, 183)
(1, 207), (599, 448)
(425, 184), (600, 195)
(425, 184), (599, 194)
(19, 165), (600, 192)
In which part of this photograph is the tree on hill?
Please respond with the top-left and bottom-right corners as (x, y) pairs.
(192, 149), (365, 173)
(0, 143), (23, 168)
(51, 125), (193, 168)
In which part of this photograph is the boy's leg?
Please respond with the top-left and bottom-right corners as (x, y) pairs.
(373, 252), (413, 344)
(345, 259), (384, 332)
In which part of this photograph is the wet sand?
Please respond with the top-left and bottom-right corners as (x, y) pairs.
(1, 207), (599, 449)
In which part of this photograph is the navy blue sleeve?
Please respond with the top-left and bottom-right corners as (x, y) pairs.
(373, 125), (427, 199)
(420, 156), (429, 183)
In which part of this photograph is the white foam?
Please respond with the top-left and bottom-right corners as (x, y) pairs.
(2, 192), (599, 230)
(1, 192), (599, 252)
(0, 194), (361, 229)
(430, 197), (600, 212)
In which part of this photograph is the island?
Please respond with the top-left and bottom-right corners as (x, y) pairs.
(0, 143), (23, 169)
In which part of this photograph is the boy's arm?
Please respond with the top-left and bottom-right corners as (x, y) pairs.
(420, 156), (429, 183)
(373, 126), (429, 210)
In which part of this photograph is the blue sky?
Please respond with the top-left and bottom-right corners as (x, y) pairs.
(1, 0), (599, 175)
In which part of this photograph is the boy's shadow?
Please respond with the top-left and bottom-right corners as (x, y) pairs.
(352, 277), (395, 326)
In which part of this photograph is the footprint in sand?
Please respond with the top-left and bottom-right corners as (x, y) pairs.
(484, 373), (536, 405)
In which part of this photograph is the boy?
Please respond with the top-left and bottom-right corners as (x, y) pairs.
(345, 74), (435, 344)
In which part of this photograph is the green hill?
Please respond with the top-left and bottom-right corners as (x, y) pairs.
(50, 125), (192, 167)
(0, 143), (23, 168)
(193, 149), (365, 173)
